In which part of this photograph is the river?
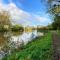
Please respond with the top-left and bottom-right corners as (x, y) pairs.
(0, 30), (44, 59)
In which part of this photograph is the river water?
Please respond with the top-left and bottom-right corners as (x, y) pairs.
(0, 30), (44, 59)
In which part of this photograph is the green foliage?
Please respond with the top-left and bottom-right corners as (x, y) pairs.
(3, 32), (53, 60)
(57, 30), (60, 36)
(11, 25), (24, 31)
(52, 15), (60, 30)
(37, 27), (48, 33)
(0, 11), (11, 25)
(0, 10), (11, 32)
(47, 0), (60, 30)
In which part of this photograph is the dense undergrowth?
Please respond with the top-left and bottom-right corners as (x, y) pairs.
(3, 32), (53, 60)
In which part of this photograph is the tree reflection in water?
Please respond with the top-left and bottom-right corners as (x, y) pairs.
(0, 30), (42, 59)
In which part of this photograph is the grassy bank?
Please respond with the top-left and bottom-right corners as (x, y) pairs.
(3, 32), (53, 60)
(58, 30), (60, 35)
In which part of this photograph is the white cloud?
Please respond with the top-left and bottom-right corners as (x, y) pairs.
(33, 15), (49, 23)
(0, 1), (51, 26)
(7, 3), (32, 26)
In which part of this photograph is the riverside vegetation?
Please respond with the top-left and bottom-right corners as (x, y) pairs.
(2, 32), (53, 60)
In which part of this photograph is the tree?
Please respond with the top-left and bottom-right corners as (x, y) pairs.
(47, 0), (60, 14)
(47, 0), (60, 30)
(0, 10), (11, 31)
(52, 15), (60, 29)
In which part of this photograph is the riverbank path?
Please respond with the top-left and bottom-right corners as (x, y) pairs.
(52, 31), (60, 60)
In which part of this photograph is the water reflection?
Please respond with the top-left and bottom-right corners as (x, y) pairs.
(0, 30), (44, 59)
(0, 32), (10, 50)
(10, 30), (37, 46)
(0, 32), (11, 59)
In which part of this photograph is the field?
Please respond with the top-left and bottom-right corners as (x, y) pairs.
(3, 32), (53, 60)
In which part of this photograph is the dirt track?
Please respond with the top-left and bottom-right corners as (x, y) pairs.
(52, 32), (60, 60)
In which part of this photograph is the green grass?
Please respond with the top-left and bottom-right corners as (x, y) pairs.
(58, 30), (60, 36)
(3, 32), (53, 60)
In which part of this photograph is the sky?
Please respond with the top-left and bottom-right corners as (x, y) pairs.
(0, 0), (52, 26)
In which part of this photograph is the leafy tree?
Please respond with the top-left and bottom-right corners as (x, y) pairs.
(47, 0), (60, 30)
(0, 10), (11, 31)
(52, 15), (60, 30)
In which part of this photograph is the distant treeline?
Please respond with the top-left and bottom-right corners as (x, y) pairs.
(0, 25), (24, 32)
(11, 25), (24, 32)
(37, 27), (49, 33)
